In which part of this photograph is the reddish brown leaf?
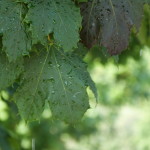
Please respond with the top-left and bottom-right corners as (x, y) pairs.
(80, 0), (146, 55)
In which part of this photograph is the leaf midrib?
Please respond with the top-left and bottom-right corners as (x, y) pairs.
(52, 49), (73, 119)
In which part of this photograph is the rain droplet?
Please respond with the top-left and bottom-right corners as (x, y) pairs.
(48, 77), (55, 83)
(51, 91), (55, 94)
(57, 64), (61, 68)
(64, 81), (68, 85)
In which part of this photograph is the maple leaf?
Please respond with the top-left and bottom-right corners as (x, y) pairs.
(13, 46), (96, 123)
(25, 0), (81, 51)
(80, 0), (146, 55)
(0, 0), (31, 61)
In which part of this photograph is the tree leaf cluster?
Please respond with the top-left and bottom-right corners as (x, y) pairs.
(0, 0), (149, 123)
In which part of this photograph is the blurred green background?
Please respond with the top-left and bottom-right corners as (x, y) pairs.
(0, 5), (150, 150)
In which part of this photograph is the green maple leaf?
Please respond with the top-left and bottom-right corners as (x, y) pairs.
(0, 53), (24, 91)
(0, 0), (31, 61)
(13, 46), (96, 123)
(25, 0), (81, 51)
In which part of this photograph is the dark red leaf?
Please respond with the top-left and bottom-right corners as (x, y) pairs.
(80, 0), (146, 55)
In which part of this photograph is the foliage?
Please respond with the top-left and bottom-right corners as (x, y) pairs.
(14, 46), (97, 123)
(0, 47), (150, 149)
(80, 0), (149, 55)
(90, 47), (150, 105)
(0, 0), (149, 123)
